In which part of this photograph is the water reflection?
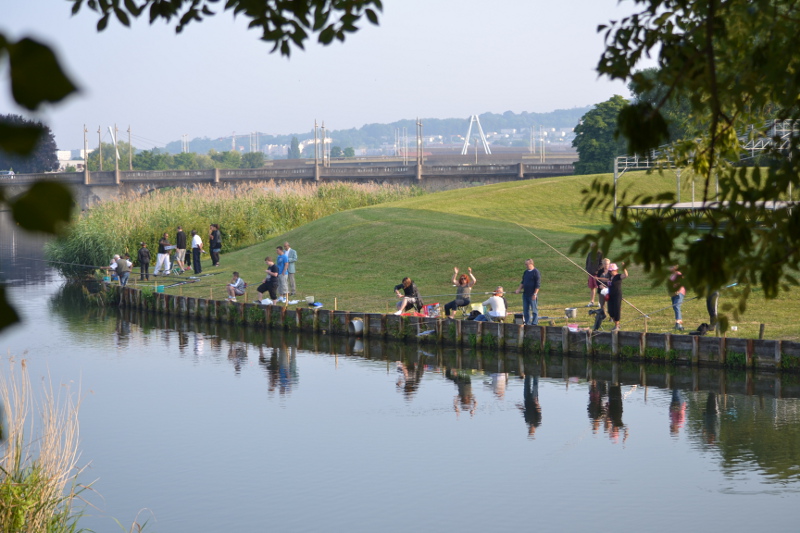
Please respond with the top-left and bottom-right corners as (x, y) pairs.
(44, 284), (800, 487)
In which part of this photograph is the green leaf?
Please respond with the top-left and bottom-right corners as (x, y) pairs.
(0, 121), (43, 156)
(10, 181), (74, 235)
(8, 38), (79, 111)
(365, 8), (379, 25)
(0, 287), (21, 333)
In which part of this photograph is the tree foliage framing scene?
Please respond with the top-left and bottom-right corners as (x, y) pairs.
(571, 0), (800, 331)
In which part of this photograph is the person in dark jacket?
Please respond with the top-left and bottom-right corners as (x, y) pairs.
(175, 226), (188, 273)
(138, 242), (151, 281)
(209, 223), (222, 267)
(393, 277), (422, 315)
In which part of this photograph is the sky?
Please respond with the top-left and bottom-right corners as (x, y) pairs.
(1, 0), (645, 151)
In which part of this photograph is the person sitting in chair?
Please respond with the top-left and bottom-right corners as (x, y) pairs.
(393, 277), (423, 315)
(475, 286), (507, 322)
(445, 266), (476, 318)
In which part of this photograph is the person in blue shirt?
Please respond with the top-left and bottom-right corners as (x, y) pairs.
(515, 258), (541, 325)
(275, 246), (289, 299)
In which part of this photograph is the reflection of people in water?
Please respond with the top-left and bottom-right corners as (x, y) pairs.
(605, 384), (629, 444)
(445, 368), (477, 418)
(193, 332), (204, 356)
(258, 343), (297, 395)
(587, 380), (607, 434)
(489, 373), (508, 399)
(669, 389), (687, 435)
(396, 361), (425, 400)
(702, 392), (720, 445)
(227, 342), (248, 374)
(177, 330), (189, 355)
(518, 374), (542, 437)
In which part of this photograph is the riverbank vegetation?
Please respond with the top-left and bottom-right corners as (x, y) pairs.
(44, 181), (422, 276)
(146, 170), (800, 340)
(0, 359), (85, 532)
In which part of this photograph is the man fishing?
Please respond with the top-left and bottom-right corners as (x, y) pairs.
(515, 258), (541, 326)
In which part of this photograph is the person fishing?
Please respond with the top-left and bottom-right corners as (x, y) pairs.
(444, 266), (476, 318)
(393, 277), (422, 315)
(669, 265), (685, 331)
(591, 258), (612, 331)
(606, 262), (629, 331)
(585, 243), (603, 307)
(138, 242), (151, 281)
(515, 258), (540, 325)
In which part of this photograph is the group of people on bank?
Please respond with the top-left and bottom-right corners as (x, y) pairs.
(393, 258), (544, 326)
(221, 241), (299, 303)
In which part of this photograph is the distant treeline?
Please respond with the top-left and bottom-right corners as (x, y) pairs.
(163, 107), (590, 155)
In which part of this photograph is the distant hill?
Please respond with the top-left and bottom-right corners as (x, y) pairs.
(163, 107), (590, 156)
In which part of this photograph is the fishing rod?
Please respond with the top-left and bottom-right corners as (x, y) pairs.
(630, 283), (740, 319)
(15, 256), (107, 269)
(513, 223), (650, 319)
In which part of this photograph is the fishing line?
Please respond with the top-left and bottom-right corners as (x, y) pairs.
(15, 256), (107, 269)
(513, 223), (649, 319)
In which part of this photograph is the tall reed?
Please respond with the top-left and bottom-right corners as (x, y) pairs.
(45, 181), (421, 276)
(0, 358), (85, 532)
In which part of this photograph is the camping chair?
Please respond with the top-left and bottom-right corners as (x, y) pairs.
(459, 302), (483, 318)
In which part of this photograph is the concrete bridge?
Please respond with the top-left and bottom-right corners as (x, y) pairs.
(0, 162), (573, 210)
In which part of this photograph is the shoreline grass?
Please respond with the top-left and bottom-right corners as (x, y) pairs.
(44, 181), (423, 276)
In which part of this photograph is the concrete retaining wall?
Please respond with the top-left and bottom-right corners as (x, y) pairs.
(109, 284), (800, 373)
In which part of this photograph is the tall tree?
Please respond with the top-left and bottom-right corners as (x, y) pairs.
(287, 137), (301, 159)
(0, 114), (58, 173)
(572, 95), (628, 175)
(575, 0), (800, 328)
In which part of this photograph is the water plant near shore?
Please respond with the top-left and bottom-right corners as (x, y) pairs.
(45, 181), (422, 276)
(0, 359), (85, 532)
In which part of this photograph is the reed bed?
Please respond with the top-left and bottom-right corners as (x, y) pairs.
(0, 358), (85, 532)
(45, 181), (422, 275)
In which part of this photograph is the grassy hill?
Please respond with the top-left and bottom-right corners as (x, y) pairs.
(154, 170), (800, 340)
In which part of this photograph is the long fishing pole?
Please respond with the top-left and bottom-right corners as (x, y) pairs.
(15, 256), (107, 269)
(635, 283), (740, 319)
(513, 223), (650, 319)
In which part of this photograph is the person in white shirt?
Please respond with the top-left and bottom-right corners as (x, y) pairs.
(475, 286), (507, 322)
(226, 271), (246, 301)
(191, 229), (204, 274)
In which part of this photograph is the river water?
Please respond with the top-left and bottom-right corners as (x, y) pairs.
(1, 219), (799, 532)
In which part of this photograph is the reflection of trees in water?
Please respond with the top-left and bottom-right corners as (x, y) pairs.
(685, 393), (800, 483)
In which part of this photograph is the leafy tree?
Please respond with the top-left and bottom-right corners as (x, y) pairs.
(241, 152), (265, 168)
(0, 114), (58, 173)
(134, 149), (172, 170)
(344, 147), (355, 158)
(574, 0), (800, 329)
(329, 146), (342, 158)
(287, 137), (301, 159)
(210, 150), (242, 169)
(87, 141), (136, 171)
(173, 152), (201, 170)
(572, 95), (628, 175)
(628, 67), (694, 144)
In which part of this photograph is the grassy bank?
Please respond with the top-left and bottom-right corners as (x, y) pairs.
(45, 181), (423, 275)
(145, 169), (800, 340)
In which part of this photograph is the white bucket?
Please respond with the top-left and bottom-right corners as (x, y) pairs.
(348, 318), (364, 335)
(306, 296), (315, 304)
(565, 307), (577, 319)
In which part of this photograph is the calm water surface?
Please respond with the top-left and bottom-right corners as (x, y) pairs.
(1, 223), (799, 532)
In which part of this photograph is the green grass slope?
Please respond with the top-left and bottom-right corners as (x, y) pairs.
(158, 170), (799, 340)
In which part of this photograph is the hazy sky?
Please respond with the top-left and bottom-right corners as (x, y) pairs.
(2, 0), (644, 151)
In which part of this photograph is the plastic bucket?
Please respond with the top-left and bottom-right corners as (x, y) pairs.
(103, 276), (110, 282)
(156, 285), (165, 293)
(565, 307), (577, 319)
(306, 296), (315, 304)
(348, 318), (364, 335)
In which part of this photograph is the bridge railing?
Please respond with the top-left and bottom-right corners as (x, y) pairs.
(123, 169), (215, 181)
(220, 168), (313, 179)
